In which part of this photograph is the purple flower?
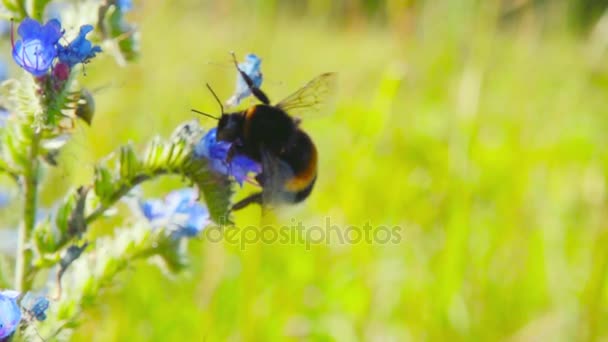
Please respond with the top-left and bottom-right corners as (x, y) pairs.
(20, 292), (50, 321)
(57, 25), (102, 67)
(139, 188), (210, 238)
(194, 128), (262, 186)
(0, 290), (21, 339)
(12, 18), (63, 77)
(226, 53), (263, 107)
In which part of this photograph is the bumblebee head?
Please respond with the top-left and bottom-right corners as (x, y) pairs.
(217, 113), (242, 142)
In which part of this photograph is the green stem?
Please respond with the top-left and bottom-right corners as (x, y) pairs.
(15, 131), (40, 292)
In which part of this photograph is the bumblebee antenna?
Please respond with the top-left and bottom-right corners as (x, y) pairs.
(191, 83), (224, 120)
(206, 83), (224, 114)
(191, 108), (219, 120)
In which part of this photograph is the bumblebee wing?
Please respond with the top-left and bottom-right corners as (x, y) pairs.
(259, 147), (296, 209)
(275, 72), (338, 121)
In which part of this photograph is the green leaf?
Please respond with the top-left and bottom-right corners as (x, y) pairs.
(94, 166), (113, 204)
(55, 195), (76, 236)
(118, 144), (140, 180)
(33, 218), (60, 254)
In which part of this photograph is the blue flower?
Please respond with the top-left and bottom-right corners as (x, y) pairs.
(194, 127), (262, 186)
(12, 18), (63, 77)
(0, 290), (21, 339)
(117, 0), (133, 12)
(226, 53), (263, 107)
(57, 25), (102, 67)
(139, 188), (210, 238)
(139, 198), (166, 222)
(20, 292), (50, 321)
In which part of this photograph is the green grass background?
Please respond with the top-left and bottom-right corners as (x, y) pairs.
(28, 0), (608, 340)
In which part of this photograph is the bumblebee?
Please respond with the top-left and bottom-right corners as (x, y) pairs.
(196, 54), (336, 213)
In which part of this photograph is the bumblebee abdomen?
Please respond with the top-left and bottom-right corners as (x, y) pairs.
(283, 130), (318, 198)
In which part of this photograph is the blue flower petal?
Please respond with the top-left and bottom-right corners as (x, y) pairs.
(17, 18), (42, 39)
(194, 128), (262, 186)
(57, 24), (102, 67)
(226, 53), (263, 107)
(12, 18), (63, 76)
(139, 188), (210, 238)
(173, 202), (209, 238)
(40, 19), (63, 44)
(0, 290), (21, 339)
(139, 198), (166, 222)
(117, 0), (133, 12)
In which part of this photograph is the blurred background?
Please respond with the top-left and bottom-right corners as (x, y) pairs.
(5, 0), (608, 340)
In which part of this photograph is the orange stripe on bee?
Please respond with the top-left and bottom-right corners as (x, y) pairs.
(284, 144), (318, 192)
(243, 106), (257, 140)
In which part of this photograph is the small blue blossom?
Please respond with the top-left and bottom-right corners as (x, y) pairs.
(57, 25), (102, 67)
(0, 290), (21, 339)
(139, 198), (165, 222)
(12, 18), (63, 77)
(21, 292), (50, 321)
(194, 128), (262, 186)
(139, 188), (210, 238)
(226, 53), (263, 107)
(117, 0), (133, 12)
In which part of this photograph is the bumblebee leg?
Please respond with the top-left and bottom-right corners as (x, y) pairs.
(230, 192), (263, 212)
(230, 52), (270, 105)
(254, 173), (265, 186)
(226, 144), (237, 163)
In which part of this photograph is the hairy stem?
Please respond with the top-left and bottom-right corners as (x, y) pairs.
(16, 131), (40, 292)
